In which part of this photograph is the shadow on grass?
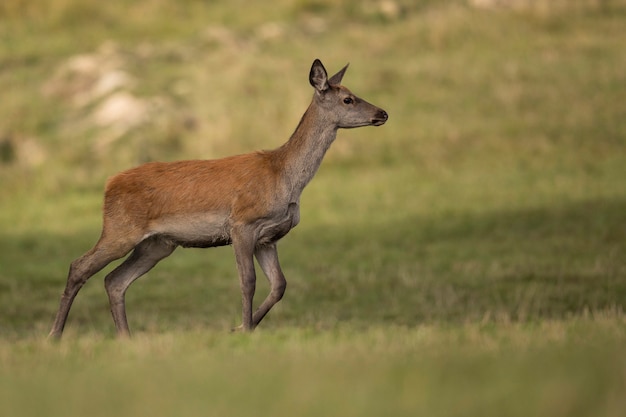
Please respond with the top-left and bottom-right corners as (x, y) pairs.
(0, 197), (624, 336)
(286, 196), (626, 326)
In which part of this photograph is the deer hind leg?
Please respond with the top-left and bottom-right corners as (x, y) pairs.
(48, 235), (139, 339)
(104, 236), (176, 338)
(252, 243), (287, 327)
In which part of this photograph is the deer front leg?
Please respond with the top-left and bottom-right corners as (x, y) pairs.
(232, 227), (257, 331)
(252, 244), (287, 327)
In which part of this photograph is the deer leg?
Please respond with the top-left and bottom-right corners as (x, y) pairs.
(104, 236), (176, 338)
(48, 238), (136, 339)
(231, 227), (257, 331)
(252, 244), (287, 327)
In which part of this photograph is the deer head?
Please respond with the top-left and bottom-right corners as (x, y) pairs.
(309, 59), (388, 129)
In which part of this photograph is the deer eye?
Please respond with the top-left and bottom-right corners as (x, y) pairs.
(343, 97), (353, 105)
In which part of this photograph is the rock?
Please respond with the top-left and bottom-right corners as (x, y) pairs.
(92, 91), (149, 130)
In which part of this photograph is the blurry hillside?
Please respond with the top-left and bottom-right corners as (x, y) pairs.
(1, 0), (625, 195)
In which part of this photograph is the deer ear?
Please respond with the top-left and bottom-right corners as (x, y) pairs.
(328, 63), (349, 86)
(309, 59), (329, 92)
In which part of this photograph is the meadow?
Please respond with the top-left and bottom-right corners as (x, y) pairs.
(1, 0), (625, 416)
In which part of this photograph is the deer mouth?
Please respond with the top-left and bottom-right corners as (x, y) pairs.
(371, 110), (388, 126)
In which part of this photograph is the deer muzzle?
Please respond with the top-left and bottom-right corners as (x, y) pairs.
(371, 109), (388, 126)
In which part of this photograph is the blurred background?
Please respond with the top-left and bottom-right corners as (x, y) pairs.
(1, 2), (625, 416)
(0, 0), (624, 334)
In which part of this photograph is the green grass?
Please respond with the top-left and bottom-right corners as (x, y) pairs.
(1, 321), (625, 417)
(1, 1), (625, 416)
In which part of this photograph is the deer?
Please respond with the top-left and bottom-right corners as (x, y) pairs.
(48, 59), (388, 338)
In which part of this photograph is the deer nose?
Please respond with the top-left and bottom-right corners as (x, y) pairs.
(372, 109), (388, 126)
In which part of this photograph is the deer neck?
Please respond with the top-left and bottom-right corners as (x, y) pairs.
(275, 102), (338, 196)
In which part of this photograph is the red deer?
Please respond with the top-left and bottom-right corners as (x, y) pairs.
(49, 59), (388, 338)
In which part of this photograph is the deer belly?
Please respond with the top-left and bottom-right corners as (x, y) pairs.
(151, 213), (231, 248)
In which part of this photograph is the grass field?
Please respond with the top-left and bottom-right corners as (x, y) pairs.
(1, 1), (625, 416)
